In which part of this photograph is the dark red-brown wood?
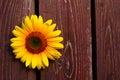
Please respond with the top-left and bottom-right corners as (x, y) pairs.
(39, 0), (92, 80)
(2, 0), (120, 80)
(0, 0), (36, 80)
(96, 0), (120, 80)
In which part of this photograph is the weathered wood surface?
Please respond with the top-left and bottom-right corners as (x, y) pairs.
(39, 0), (92, 80)
(2, 0), (120, 80)
(96, 0), (120, 80)
(0, 0), (36, 80)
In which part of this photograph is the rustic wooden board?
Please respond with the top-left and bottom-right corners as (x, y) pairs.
(0, 0), (36, 80)
(96, 0), (120, 80)
(39, 0), (92, 80)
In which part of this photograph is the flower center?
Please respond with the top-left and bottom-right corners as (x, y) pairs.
(25, 32), (47, 53)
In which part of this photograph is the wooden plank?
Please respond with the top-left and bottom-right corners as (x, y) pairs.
(39, 0), (92, 80)
(96, 0), (120, 80)
(0, 0), (36, 80)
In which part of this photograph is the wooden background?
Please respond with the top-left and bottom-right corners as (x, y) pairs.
(0, 0), (120, 80)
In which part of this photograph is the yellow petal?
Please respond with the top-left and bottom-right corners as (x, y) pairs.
(11, 42), (24, 47)
(24, 16), (33, 32)
(37, 54), (42, 69)
(28, 63), (32, 69)
(31, 15), (39, 31)
(38, 16), (43, 24)
(44, 50), (55, 60)
(12, 30), (25, 37)
(39, 54), (46, 69)
(46, 46), (62, 59)
(41, 24), (48, 35)
(11, 40), (25, 45)
(47, 24), (56, 32)
(15, 52), (24, 59)
(46, 30), (61, 38)
(31, 15), (43, 32)
(44, 19), (52, 26)
(25, 54), (32, 67)
(22, 22), (28, 32)
(22, 22), (31, 33)
(35, 16), (44, 32)
(32, 54), (38, 69)
(10, 37), (24, 42)
(15, 25), (28, 35)
(31, 15), (37, 23)
(20, 52), (29, 63)
(41, 53), (49, 67)
(48, 43), (64, 49)
(13, 46), (25, 53)
(54, 51), (62, 59)
(47, 37), (63, 43)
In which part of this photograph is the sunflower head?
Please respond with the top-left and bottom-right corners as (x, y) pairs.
(10, 15), (64, 69)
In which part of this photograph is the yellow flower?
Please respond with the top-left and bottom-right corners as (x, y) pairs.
(10, 15), (64, 69)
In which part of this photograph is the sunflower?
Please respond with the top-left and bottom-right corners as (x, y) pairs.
(10, 15), (64, 69)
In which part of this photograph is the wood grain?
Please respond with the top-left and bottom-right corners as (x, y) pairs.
(0, 0), (36, 80)
(96, 0), (120, 80)
(39, 0), (92, 80)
